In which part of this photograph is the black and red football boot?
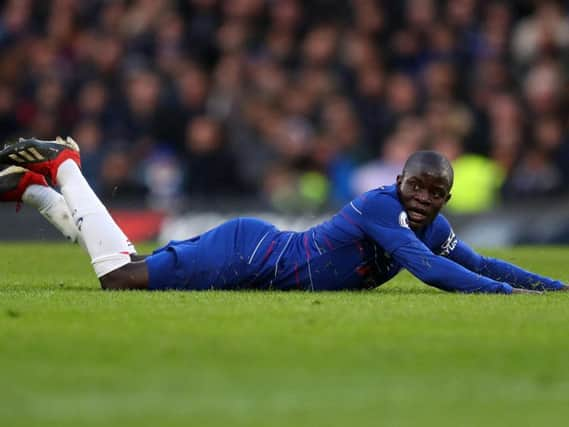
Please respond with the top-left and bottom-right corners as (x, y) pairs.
(0, 137), (80, 185)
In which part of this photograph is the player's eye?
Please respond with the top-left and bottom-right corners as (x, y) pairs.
(433, 190), (446, 199)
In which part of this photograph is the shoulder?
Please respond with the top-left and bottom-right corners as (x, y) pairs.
(358, 185), (409, 228)
(359, 185), (401, 209)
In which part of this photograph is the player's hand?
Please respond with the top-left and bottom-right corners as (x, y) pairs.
(511, 288), (543, 295)
(555, 285), (569, 292)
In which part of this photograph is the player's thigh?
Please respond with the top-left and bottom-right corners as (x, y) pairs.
(146, 217), (277, 290)
(145, 244), (205, 290)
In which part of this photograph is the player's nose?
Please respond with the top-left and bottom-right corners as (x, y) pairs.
(414, 189), (431, 204)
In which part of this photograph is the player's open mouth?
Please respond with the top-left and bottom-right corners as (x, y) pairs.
(407, 209), (427, 223)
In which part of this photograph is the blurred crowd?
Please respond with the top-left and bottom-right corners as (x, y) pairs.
(1, 0), (569, 212)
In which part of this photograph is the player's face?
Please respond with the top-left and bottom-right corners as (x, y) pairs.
(396, 171), (452, 230)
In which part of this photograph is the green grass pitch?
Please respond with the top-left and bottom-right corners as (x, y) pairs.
(2, 243), (569, 426)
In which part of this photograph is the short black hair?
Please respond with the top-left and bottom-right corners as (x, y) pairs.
(402, 150), (454, 188)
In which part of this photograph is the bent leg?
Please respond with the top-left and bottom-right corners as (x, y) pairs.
(55, 159), (144, 288)
(57, 160), (134, 278)
(22, 182), (137, 255)
(0, 138), (140, 288)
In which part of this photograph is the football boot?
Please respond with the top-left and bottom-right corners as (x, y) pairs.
(0, 137), (80, 185)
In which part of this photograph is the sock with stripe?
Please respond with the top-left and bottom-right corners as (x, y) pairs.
(56, 159), (134, 277)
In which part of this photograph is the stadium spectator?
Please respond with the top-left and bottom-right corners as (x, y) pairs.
(502, 115), (569, 201)
(0, 0), (568, 210)
(511, 0), (569, 67)
(183, 115), (243, 200)
(99, 150), (148, 203)
(350, 120), (423, 196)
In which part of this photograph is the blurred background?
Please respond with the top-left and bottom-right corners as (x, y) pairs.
(1, 0), (569, 245)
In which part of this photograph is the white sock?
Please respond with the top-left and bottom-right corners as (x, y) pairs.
(22, 184), (83, 245)
(21, 185), (138, 255)
(57, 160), (134, 277)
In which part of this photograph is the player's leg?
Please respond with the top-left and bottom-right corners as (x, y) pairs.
(0, 164), (81, 243)
(0, 163), (137, 255)
(0, 138), (145, 289)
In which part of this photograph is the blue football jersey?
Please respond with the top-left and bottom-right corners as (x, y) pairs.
(262, 185), (512, 293)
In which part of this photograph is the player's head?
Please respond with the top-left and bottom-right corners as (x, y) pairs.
(396, 150), (453, 230)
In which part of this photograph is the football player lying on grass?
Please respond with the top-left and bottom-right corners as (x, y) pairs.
(0, 137), (566, 294)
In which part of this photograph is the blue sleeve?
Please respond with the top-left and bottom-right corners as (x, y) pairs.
(392, 241), (513, 293)
(448, 241), (564, 291)
(428, 214), (564, 291)
(360, 195), (513, 294)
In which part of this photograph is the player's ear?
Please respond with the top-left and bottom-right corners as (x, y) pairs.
(396, 175), (403, 186)
(445, 192), (452, 204)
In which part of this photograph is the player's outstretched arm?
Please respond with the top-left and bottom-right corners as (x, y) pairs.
(447, 241), (567, 292)
(390, 241), (515, 294)
(358, 194), (516, 294)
